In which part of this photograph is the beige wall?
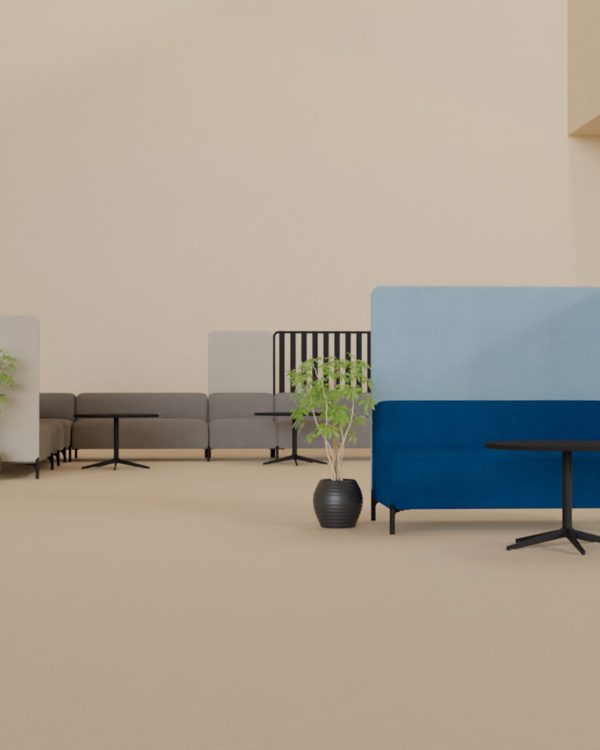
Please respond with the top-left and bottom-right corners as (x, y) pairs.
(568, 0), (600, 134)
(1, 0), (600, 392)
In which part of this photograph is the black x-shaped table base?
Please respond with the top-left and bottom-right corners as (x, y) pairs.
(82, 458), (150, 471)
(77, 414), (157, 471)
(508, 527), (600, 555)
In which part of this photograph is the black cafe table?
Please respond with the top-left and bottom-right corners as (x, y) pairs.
(254, 412), (326, 466)
(75, 413), (159, 470)
(486, 440), (600, 555)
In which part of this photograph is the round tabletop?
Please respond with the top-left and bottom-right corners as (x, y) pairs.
(486, 440), (600, 452)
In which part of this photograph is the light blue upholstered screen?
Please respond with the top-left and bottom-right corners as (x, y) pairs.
(371, 287), (600, 402)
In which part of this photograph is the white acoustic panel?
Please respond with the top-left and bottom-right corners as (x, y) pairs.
(0, 316), (39, 462)
(208, 331), (272, 393)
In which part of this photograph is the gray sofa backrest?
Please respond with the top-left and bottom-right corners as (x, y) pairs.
(274, 393), (295, 411)
(209, 393), (274, 419)
(76, 393), (208, 419)
(40, 393), (76, 420)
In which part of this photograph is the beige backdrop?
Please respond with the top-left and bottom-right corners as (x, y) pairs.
(1, 0), (600, 393)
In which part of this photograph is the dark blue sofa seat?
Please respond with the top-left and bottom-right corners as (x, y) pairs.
(372, 402), (600, 526)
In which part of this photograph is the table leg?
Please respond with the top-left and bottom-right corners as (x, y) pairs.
(82, 417), (150, 470)
(508, 451), (595, 555)
(263, 423), (326, 466)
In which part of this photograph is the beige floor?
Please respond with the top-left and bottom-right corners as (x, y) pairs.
(1, 451), (600, 750)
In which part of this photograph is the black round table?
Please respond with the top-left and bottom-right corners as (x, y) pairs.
(486, 440), (600, 555)
(75, 413), (159, 470)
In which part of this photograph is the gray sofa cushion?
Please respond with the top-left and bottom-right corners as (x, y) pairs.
(209, 418), (276, 449)
(40, 393), (76, 420)
(208, 393), (274, 419)
(40, 418), (67, 450)
(208, 393), (276, 450)
(72, 417), (208, 449)
(76, 393), (208, 419)
(39, 420), (62, 458)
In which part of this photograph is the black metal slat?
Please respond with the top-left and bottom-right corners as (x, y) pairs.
(289, 333), (296, 392)
(367, 333), (371, 392)
(273, 330), (370, 393)
(279, 333), (286, 393)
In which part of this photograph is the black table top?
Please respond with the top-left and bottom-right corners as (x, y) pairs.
(486, 440), (600, 452)
(75, 413), (159, 419)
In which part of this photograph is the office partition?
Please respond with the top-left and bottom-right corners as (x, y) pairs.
(372, 286), (600, 402)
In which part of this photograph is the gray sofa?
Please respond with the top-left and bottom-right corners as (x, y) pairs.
(37, 420), (63, 476)
(207, 393), (277, 458)
(73, 393), (209, 457)
(40, 393), (76, 463)
(33, 391), (369, 469)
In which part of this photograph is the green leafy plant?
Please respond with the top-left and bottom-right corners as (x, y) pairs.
(288, 356), (375, 481)
(0, 349), (17, 413)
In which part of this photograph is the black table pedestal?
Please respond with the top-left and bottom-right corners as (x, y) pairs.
(263, 427), (326, 466)
(507, 451), (600, 555)
(82, 417), (150, 471)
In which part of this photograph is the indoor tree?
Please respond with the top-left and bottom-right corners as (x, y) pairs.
(288, 355), (375, 481)
(0, 349), (17, 413)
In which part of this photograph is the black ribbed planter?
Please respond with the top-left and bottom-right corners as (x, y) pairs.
(313, 479), (363, 528)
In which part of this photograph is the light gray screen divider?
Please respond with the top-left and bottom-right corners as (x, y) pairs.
(208, 331), (272, 393)
(0, 316), (39, 462)
(371, 286), (600, 402)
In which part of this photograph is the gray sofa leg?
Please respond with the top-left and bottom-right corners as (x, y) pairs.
(389, 506), (398, 535)
(205, 447), (212, 462)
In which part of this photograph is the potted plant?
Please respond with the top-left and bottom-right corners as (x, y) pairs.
(0, 349), (16, 413)
(289, 355), (375, 528)
(0, 349), (17, 469)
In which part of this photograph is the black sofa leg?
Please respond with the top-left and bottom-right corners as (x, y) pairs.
(34, 459), (40, 479)
(74, 448), (78, 459)
(68, 446), (72, 462)
(49, 455), (54, 471)
(371, 495), (377, 521)
(270, 448), (276, 458)
(205, 447), (212, 462)
(56, 451), (60, 467)
(62, 448), (67, 462)
(389, 506), (398, 535)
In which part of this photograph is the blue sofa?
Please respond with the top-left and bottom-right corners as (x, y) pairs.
(372, 401), (600, 533)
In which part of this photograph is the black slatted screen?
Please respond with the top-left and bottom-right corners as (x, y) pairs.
(273, 331), (371, 393)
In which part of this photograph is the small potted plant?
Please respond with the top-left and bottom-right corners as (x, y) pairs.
(289, 355), (375, 528)
(0, 349), (16, 413)
(0, 349), (17, 469)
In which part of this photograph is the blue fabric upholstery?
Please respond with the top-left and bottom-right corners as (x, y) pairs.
(372, 401), (600, 510)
